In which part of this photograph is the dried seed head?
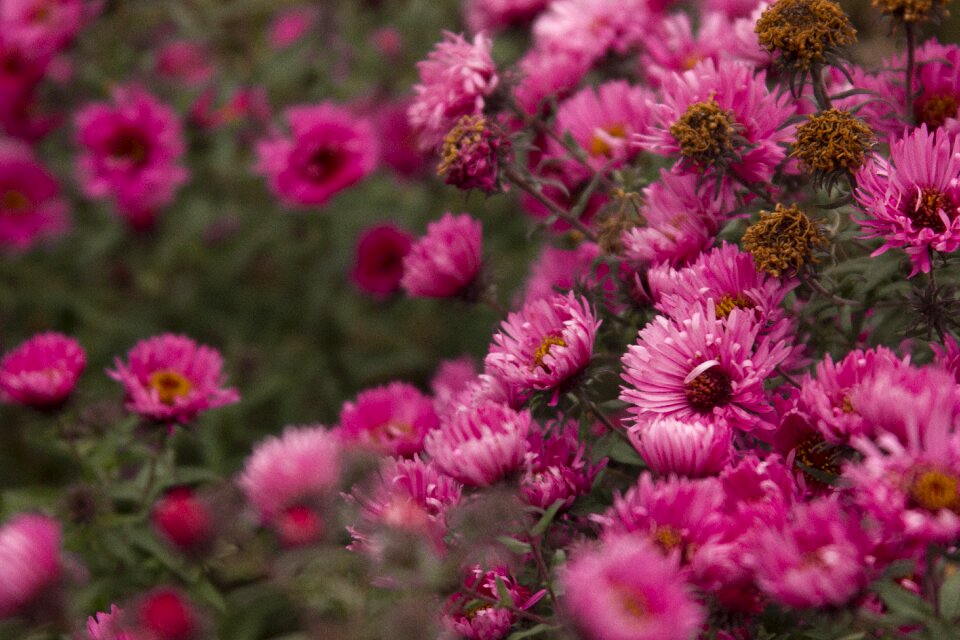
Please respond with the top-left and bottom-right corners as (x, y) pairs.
(743, 203), (828, 277)
(791, 108), (874, 189)
(756, 0), (857, 70)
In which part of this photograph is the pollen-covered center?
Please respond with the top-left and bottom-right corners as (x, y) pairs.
(908, 187), (956, 234)
(108, 128), (150, 166)
(531, 334), (567, 372)
(1, 190), (30, 214)
(653, 525), (683, 552)
(148, 370), (193, 405)
(613, 584), (649, 620)
(916, 93), (959, 130)
(684, 366), (733, 412)
(715, 293), (757, 319)
(909, 468), (960, 512)
(589, 123), (628, 158)
(304, 146), (344, 182)
(670, 98), (738, 165)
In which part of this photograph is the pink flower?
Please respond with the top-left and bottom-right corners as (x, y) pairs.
(523, 242), (600, 304)
(620, 306), (791, 432)
(74, 86), (188, 229)
(532, 0), (650, 65)
(408, 32), (499, 150)
(268, 7), (316, 49)
(0, 331), (84, 408)
(107, 334), (239, 425)
(86, 605), (134, 640)
(639, 12), (737, 87)
(152, 487), (213, 554)
(521, 419), (604, 509)
(465, 0), (550, 33)
(933, 334), (960, 383)
(486, 292), (600, 395)
(401, 212), (483, 298)
(444, 565), (544, 640)
(855, 124), (960, 276)
(0, 0), (83, 56)
(256, 103), (378, 209)
(424, 401), (530, 487)
(238, 425), (341, 525)
(0, 139), (69, 251)
(371, 100), (430, 178)
(749, 497), (873, 608)
(430, 356), (478, 415)
(628, 416), (732, 477)
(155, 41), (214, 88)
(560, 535), (704, 640)
(0, 513), (62, 619)
(335, 382), (439, 457)
(132, 588), (199, 640)
(512, 48), (592, 116)
(350, 223), (413, 298)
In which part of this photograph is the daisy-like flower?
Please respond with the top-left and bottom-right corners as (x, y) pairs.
(855, 124), (960, 276)
(0, 139), (69, 251)
(465, 0), (550, 33)
(0, 332), (85, 409)
(0, 0), (84, 56)
(401, 212), (483, 299)
(108, 334), (239, 425)
(74, 86), (188, 229)
(86, 605), (133, 640)
(532, 0), (650, 65)
(350, 223), (413, 299)
(638, 59), (796, 187)
(560, 535), (704, 640)
(255, 102), (378, 209)
(335, 382), (439, 457)
(444, 565), (545, 640)
(408, 32), (499, 150)
(521, 420), (605, 509)
(639, 12), (737, 87)
(628, 416), (733, 478)
(424, 400), (531, 487)
(0, 513), (62, 619)
(749, 497), (873, 608)
(485, 292), (600, 396)
(620, 305), (792, 432)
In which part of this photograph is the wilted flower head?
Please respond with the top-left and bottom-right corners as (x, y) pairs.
(437, 115), (510, 193)
(0, 139), (69, 250)
(350, 223), (413, 298)
(0, 332), (85, 409)
(108, 334), (239, 425)
(791, 109), (874, 188)
(335, 381), (440, 457)
(755, 0), (856, 71)
(742, 203), (828, 277)
(0, 513), (62, 619)
(444, 565), (544, 640)
(401, 212), (483, 299)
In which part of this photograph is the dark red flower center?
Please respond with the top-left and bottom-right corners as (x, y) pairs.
(108, 128), (150, 166)
(304, 146), (344, 182)
(1, 189), (30, 214)
(684, 366), (733, 412)
(916, 92), (959, 130)
(907, 187), (956, 234)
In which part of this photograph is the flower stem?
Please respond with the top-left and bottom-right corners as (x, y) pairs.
(503, 166), (598, 241)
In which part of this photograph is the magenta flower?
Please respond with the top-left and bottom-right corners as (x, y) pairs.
(560, 535), (704, 640)
(335, 381), (439, 457)
(628, 416), (732, 478)
(154, 41), (214, 88)
(131, 587), (200, 640)
(444, 565), (544, 640)
(512, 48), (592, 115)
(0, 139), (69, 251)
(430, 356), (478, 415)
(401, 212), (483, 298)
(152, 487), (214, 555)
(86, 605), (134, 640)
(465, 0), (550, 33)
(933, 334), (960, 383)
(350, 223), (413, 299)
(521, 419), (605, 509)
(639, 12), (737, 87)
(0, 513), (62, 620)
(532, 0), (650, 65)
(424, 400), (530, 487)
(855, 124), (960, 276)
(107, 334), (239, 425)
(75, 86), (188, 229)
(371, 100), (430, 179)
(0, 0), (83, 55)
(523, 242), (600, 304)
(486, 292), (599, 395)
(407, 32), (499, 150)
(256, 102), (378, 209)
(268, 7), (316, 49)
(620, 306), (792, 432)
(0, 332), (84, 409)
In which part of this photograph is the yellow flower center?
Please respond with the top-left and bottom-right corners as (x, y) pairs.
(148, 370), (193, 405)
(715, 293), (756, 320)
(909, 468), (960, 512)
(588, 123), (628, 158)
(613, 584), (649, 620)
(531, 334), (567, 372)
(653, 525), (683, 552)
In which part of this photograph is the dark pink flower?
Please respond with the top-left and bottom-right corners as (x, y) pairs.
(350, 223), (412, 298)
(155, 41), (214, 88)
(445, 565), (544, 640)
(0, 0), (83, 56)
(522, 242), (600, 304)
(401, 212), (483, 298)
(628, 416), (732, 478)
(532, 0), (650, 65)
(152, 487), (213, 554)
(0, 139), (69, 250)
(371, 100), (430, 178)
(0, 513), (62, 619)
(133, 588), (199, 640)
(335, 381), (439, 457)
(268, 7), (316, 49)
(521, 419), (604, 509)
(465, 0), (550, 33)
(0, 332), (85, 408)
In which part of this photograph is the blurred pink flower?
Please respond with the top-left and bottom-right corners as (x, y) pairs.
(155, 41), (214, 88)
(107, 334), (239, 425)
(444, 565), (544, 640)
(532, 0), (650, 65)
(0, 331), (85, 408)
(335, 381), (439, 457)
(522, 242), (599, 304)
(0, 0), (83, 56)
(430, 356), (478, 415)
(371, 100), (430, 178)
(268, 7), (316, 49)
(465, 0), (550, 33)
(401, 212), (483, 298)
(86, 605), (134, 640)
(0, 513), (62, 619)
(521, 419), (604, 509)
(350, 223), (413, 298)
(152, 487), (214, 555)
(132, 587), (199, 640)
(628, 416), (732, 478)
(0, 139), (69, 250)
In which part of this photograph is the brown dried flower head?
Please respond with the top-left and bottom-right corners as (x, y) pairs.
(743, 203), (828, 277)
(872, 0), (949, 23)
(755, 0), (857, 70)
(791, 108), (874, 188)
(669, 97), (741, 167)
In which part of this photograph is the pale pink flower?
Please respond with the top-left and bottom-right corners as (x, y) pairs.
(639, 12), (737, 87)
(430, 356), (478, 415)
(268, 7), (316, 49)
(335, 382), (439, 457)
(532, 0), (650, 65)
(512, 47), (592, 115)
(0, 331), (85, 408)
(86, 605), (134, 640)
(0, 138), (69, 250)
(445, 565), (544, 640)
(155, 41), (214, 88)
(521, 419), (605, 509)
(629, 416), (732, 477)
(107, 334), (239, 425)
(401, 212), (483, 298)
(0, 513), (62, 619)
(0, 0), (83, 56)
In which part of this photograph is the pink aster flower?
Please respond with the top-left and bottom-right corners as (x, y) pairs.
(238, 425), (341, 525)
(486, 292), (600, 396)
(721, 453), (799, 526)
(639, 12), (737, 88)
(86, 605), (134, 640)
(620, 306), (792, 432)
(335, 382), (439, 457)
(523, 242), (600, 304)
(512, 47), (592, 116)
(107, 334), (240, 425)
(350, 223), (413, 298)
(371, 100), (430, 178)
(465, 0), (550, 33)
(155, 41), (214, 88)
(561, 535), (705, 640)
(424, 400), (531, 487)
(933, 334), (960, 383)
(1, 0), (83, 56)
(401, 212), (483, 299)
(444, 565), (544, 640)
(0, 331), (85, 409)
(855, 124), (960, 276)
(74, 86), (188, 229)
(152, 487), (214, 555)
(408, 32), (499, 150)
(638, 59), (796, 186)
(0, 513), (62, 619)
(521, 419), (605, 509)
(0, 139), (69, 250)
(255, 102), (378, 209)
(749, 497), (873, 608)
(268, 7), (316, 49)
(430, 356), (479, 415)
(628, 416), (733, 478)
(531, 0), (650, 65)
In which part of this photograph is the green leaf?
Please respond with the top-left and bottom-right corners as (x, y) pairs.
(497, 536), (533, 555)
(940, 572), (960, 621)
(494, 576), (515, 609)
(507, 623), (561, 639)
(530, 500), (564, 538)
(873, 581), (933, 620)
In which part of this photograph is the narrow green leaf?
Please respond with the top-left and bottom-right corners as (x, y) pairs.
(495, 576), (515, 609)
(940, 572), (960, 620)
(530, 500), (564, 538)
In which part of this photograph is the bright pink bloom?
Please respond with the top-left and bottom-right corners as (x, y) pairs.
(424, 401), (530, 487)
(620, 306), (791, 432)
(486, 292), (599, 395)
(629, 416), (732, 477)
(0, 139), (69, 250)
(430, 356), (478, 415)
(273, 505), (323, 547)
(442, 370), (529, 418)
(639, 12), (737, 87)
(152, 487), (213, 554)
(268, 7), (316, 49)
(401, 212), (483, 298)
(721, 454), (799, 526)
(155, 41), (214, 88)
(408, 32), (499, 150)
(74, 86), (188, 229)
(521, 420), (604, 509)
(512, 48), (592, 116)
(0, 513), (62, 619)
(523, 242), (600, 304)
(86, 605), (134, 640)
(107, 334), (239, 425)
(350, 223), (413, 298)
(256, 103), (378, 209)
(238, 425), (341, 524)
(465, 0), (549, 33)
(445, 565), (544, 640)
(0, 0), (83, 55)
(336, 381), (439, 457)
(855, 124), (960, 276)
(371, 100), (429, 178)
(0, 332), (84, 408)
(532, 0), (650, 65)
(561, 535), (705, 640)
(933, 334), (960, 383)
(133, 588), (198, 640)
